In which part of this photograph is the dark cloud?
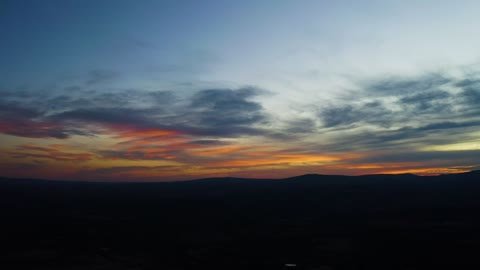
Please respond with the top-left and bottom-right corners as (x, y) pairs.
(0, 100), (42, 119)
(316, 70), (480, 158)
(320, 101), (393, 128)
(0, 99), (88, 139)
(0, 120), (70, 139)
(260, 119), (321, 141)
(416, 121), (480, 131)
(189, 139), (231, 145)
(398, 90), (454, 116)
(52, 107), (155, 127)
(154, 87), (270, 137)
(99, 150), (166, 161)
(284, 118), (317, 134)
(148, 91), (176, 104)
(454, 78), (480, 88)
(46, 95), (76, 111)
(0, 89), (165, 139)
(190, 88), (267, 127)
(4, 67), (480, 166)
(362, 72), (480, 117)
(459, 88), (480, 104)
(367, 73), (450, 96)
(3, 85), (271, 139)
(45, 87), (270, 138)
(11, 144), (94, 161)
(315, 117), (480, 155)
(398, 90), (451, 113)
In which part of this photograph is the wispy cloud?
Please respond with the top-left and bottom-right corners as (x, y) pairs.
(11, 144), (95, 162)
(2, 66), (480, 179)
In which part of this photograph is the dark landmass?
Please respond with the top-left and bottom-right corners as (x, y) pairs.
(2, 171), (480, 269)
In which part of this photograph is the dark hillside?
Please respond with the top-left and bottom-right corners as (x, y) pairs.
(1, 172), (480, 269)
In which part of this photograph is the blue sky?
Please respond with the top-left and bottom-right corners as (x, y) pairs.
(3, 0), (478, 90)
(1, 0), (480, 180)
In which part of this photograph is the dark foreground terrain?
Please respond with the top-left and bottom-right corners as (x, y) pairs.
(2, 171), (480, 269)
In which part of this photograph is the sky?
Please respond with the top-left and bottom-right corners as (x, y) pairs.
(1, 0), (480, 181)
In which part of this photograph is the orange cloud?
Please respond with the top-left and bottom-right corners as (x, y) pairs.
(112, 127), (179, 139)
(11, 144), (95, 162)
(205, 151), (348, 168)
(187, 145), (252, 156)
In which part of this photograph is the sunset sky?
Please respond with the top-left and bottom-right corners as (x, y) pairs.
(2, 0), (480, 181)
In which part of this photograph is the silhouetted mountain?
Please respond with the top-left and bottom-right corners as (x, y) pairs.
(2, 171), (480, 269)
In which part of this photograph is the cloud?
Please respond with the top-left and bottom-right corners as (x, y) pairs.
(53, 107), (156, 127)
(189, 87), (268, 128)
(355, 149), (480, 164)
(50, 87), (270, 138)
(98, 137), (188, 161)
(46, 90), (175, 112)
(454, 78), (480, 88)
(398, 90), (451, 112)
(0, 99), (89, 139)
(367, 73), (451, 96)
(0, 85), (273, 140)
(458, 85), (480, 105)
(0, 119), (73, 139)
(416, 120), (480, 131)
(317, 71), (480, 132)
(148, 91), (176, 104)
(462, 88), (480, 103)
(0, 100), (41, 119)
(3, 67), (480, 178)
(283, 118), (317, 134)
(11, 144), (95, 162)
(320, 101), (393, 128)
(305, 69), (480, 172)
(188, 139), (231, 146)
(317, 119), (480, 154)
(99, 149), (175, 161)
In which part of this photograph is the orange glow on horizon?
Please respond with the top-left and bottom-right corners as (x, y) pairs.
(0, 124), (475, 181)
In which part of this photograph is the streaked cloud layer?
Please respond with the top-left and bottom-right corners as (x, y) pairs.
(1, 0), (480, 180)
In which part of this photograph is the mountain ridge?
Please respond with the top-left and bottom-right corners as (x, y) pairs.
(0, 169), (479, 185)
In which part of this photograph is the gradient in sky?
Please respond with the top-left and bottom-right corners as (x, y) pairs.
(2, 0), (480, 181)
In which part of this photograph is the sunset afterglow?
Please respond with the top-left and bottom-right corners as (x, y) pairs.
(1, 1), (480, 181)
